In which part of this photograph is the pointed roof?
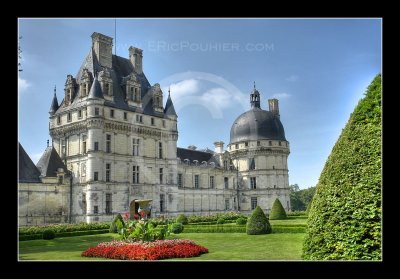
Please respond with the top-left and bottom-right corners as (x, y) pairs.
(36, 146), (68, 177)
(87, 75), (104, 99)
(19, 143), (41, 183)
(49, 86), (59, 114)
(164, 89), (177, 117)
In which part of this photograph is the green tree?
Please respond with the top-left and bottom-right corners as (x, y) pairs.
(290, 184), (316, 211)
(246, 206), (271, 235)
(269, 198), (287, 220)
(303, 74), (381, 260)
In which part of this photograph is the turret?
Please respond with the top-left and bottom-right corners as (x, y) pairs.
(49, 86), (59, 115)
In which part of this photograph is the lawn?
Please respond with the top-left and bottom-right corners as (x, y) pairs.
(19, 232), (305, 261)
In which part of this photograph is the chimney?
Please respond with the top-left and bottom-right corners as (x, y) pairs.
(187, 145), (197, 150)
(91, 32), (113, 68)
(268, 99), (280, 118)
(129, 46), (143, 74)
(214, 141), (224, 154)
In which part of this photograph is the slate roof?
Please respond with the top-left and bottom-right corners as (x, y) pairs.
(54, 48), (164, 117)
(177, 147), (219, 166)
(230, 107), (286, 143)
(49, 92), (59, 114)
(18, 143), (41, 183)
(164, 93), (177, 117)
(87, 75), (103, 99)
(36, 146), (68, 177)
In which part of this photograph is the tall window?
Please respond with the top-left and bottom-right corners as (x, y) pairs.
(82, 135), (87, 154)
(178, 174), (183, 188)
(160, 194), (165, 213)
(130, 87), (134, 100)
(159, 142), (163, 159)
(279, 141), (282, 146)
(105, 83), (110, 95)
(257, 141), (260, 146)
(61, 139), (66, 157)
(250, 177), (257, 189)
(94, 172), (98, 181)
(269, 141), (272, 146)
(159, 168), (163, 184)
(94, 141), (99, 151)
(225, 199), (230, 210)
(58, 175), (63, 185)
(106, 163), (111, 182)
(223, 160), (228, 170)
(124, 112), (127, 120)
(105, 193), (112, 214)
(67, 112), (71, 122)
(94, 205), (98, 214)
(78, 109), (82, 118)
(251, 197), (257, 210)
(249, 158), (255, 170)
(110, 109), (114, 118)
(57, 115), (61, 125)
(194, 175), (199, 189)
(224, 177), (229, 189)
(82, 193), (87, 214)
(106, 134), (111, 153)
(95, 107), (99, 116)
(245, 142), (248, 147)
(132, 166), (139, 184)
(210, 176), (215, 189)
(151, 118), (155, 125)
(133, 139), (140, 156)
(136, 115), (143, 123)
(235, 144), (239, 149)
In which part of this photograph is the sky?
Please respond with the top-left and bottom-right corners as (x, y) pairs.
(18, 18), (381, 189)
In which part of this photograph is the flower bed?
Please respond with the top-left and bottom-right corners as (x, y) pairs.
(81, 239), (208, 260)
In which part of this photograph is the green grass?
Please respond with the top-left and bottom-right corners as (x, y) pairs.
(18, 233), (119, 261)
(270, 218), (307, 226)
(19, 232), (305, 261)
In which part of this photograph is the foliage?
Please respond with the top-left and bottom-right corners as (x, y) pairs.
(290, 184), (316, 211)
(176, 214), (189, 225)
(216, 218), (225, 224)
(187, 212), (247, 223)
(287, 211), (307, 217)
(19, 229), (110, 241)
(271, 226), (306, 233)
(19, 222), (111, 236)
(109, 213), (125, 233)
(246, 206), (272, 235)
(171, 223), (184, 234)
(182, 225), (246, 233)
(269, 198), (287, 220)
(115, 212), (171, 242)
(236, 217), (247, 225)
(81, 239), (208, 260)
(303, 74), (382, 260)
(42, 229), (55, 240)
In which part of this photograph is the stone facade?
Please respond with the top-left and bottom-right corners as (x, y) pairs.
(18, 32), (291, 225)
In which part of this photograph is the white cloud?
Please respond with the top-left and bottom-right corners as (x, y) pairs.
(271, 93), (291, 99)
(200, 87), (232, 109)
(30, 152), (43, 165)
(162, 79), (199, 100)
(286, 75), (299, 82)
(18, 76), (31, 94)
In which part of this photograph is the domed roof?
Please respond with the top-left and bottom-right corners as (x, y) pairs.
(230, 107), (286, 143)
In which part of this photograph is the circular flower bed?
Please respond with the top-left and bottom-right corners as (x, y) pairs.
(81, 239), (208, 260)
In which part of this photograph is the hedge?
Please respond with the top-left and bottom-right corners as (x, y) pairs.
(271, 226), (306, 234)
(183, 225), (246, 233)
(18, 229), (110, 241)
(303, 74), (382, 260)
(269, 198), (287, 220)
(19, 222), (111, 236)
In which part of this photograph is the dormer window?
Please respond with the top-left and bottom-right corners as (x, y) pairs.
(105, 83), (110, 95)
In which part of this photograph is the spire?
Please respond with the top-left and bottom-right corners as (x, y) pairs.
(250, 82), (261, 109)
(164, 88), (177, 118)
(87, 75), (104, 99)
(49, 85), (59, 115)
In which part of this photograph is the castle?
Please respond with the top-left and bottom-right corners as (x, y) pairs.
(18, 32), (291, 225)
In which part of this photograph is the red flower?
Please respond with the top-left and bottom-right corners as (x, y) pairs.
(133, 214), (140, 219)
(122, 212), (130, 221)
(140, 211), (146, 217)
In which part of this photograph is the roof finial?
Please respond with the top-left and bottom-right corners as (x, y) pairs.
(168, 87), (171, 96)
(47, 139), (49, 147)
(54, 85), (56, 95)
(254, 81), (256, 89)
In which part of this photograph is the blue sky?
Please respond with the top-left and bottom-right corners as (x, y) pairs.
(18, 18), (381, 189)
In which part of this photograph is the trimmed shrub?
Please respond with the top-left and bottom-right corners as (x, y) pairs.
(110, 213), (125, 233)
(246, 206), (271, 235)
(171, 223), (183, 234)
(176, 214), (188, 225)
(305, 202), (312, 216)
(303, 74), (382, 260)
(269, 198), (287, 220)
(42, 229), (55, 240)
(216, 218), (225, 224)
(236, 217), (247, 225)
(183, 225), (246, 233)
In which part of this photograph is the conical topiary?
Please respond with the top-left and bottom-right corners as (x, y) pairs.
(110, 213), (125, 233)
(303, 74), (381, 260)
(246, 206), (272, 235)
(269, 198), (287, 220)
(176, 214), (188, 225)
